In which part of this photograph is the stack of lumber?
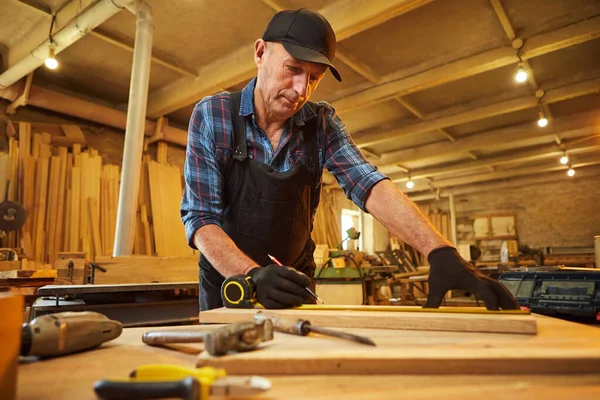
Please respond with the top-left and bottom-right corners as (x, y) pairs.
(0, 121), (194, 271)
(423, 205), (451, 243)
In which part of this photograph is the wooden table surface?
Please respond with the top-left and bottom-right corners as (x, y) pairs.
(16, 315), (600, 400)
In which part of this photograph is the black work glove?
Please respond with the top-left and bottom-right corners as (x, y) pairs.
(425, 246), (519, 310)
(248, 264), (311, 309)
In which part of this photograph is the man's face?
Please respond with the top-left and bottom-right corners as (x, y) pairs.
(255, 41), (327, 119)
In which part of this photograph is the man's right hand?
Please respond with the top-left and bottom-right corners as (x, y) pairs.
(248, 264), (311, 309)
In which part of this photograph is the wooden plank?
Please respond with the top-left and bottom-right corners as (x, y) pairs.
(54, 147), (68, 258)
(79, 153), (90, 257)
(146, 162), (192, 257)
(23, 157), (36, 234)
(41, 132), (52, 145)
(202, 338), (600, 376)
(6, 140), (19, 248)
(0, 270), (57, 279)
(0, 261), (21, 272)
(60, 124), (86, 143)
(18, 122), (31, 166)
(33, 156), (49, 262)
(6, 120), (16, 137)
(441, 213), (449, 241)
(157, 142), (167, 164)
(17, 123), (30, 208)
(140, 205), (152, 256)
(147, 161), (165, 256)
(69, 167), (81, 252)
(100, 169), (109, 256)
(195, 318), (600, 375)
(45, 156), (61, 263)
(31, 133), (42, 159)
(199, 307), (537, 335)
(14, 323), (600, 400)
(92, 255), (198, 284)
(39, 282), (196, 294)
(8, 139), (19, 202)
(87, 197), (103, 261)
(72, 144), (81, 159)
(0, 153), (9, 203)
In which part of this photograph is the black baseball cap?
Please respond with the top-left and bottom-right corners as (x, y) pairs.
(262, 8), (342, 82)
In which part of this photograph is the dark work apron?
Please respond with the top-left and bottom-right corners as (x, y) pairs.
(198, 91), (320, 311)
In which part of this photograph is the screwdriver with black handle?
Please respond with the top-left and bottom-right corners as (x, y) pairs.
(253, 311), (376, 346)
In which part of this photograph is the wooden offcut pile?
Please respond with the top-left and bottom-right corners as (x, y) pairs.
(0, 121), (194, 269)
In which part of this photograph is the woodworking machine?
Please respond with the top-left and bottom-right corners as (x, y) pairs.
(499, 269), (600, 319)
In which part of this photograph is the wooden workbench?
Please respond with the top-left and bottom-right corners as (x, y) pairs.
(16, 315), (600, 400)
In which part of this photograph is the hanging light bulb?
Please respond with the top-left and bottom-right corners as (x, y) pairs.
(45, 45), (58, 70)
(567, 167), (575, 177)
(537, 111), (548, 127)
(559, 152), (569, 165)
(406, 179), (415, 189)
(515, 63), (528, 83)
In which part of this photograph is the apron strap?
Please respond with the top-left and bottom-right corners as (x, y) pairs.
(302, 104), (319, 168)
(229, 91), (247, 161)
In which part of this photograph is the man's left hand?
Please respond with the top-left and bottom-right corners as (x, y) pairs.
(424, 246), (519, 310)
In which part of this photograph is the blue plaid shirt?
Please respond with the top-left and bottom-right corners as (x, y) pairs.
(181, 78), (388, 249)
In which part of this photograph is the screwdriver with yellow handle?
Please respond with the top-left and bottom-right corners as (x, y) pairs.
(93, 364), (271, 399)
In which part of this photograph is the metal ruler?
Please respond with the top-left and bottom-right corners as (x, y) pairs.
(297, 304), (530, 315)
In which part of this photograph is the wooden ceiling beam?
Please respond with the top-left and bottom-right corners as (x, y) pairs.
(489, 0), (553, 120)
(428, 155), (600, 188)
(390, 137), (600, 182)
(9, 0), (198, 79)
(88, 31), (198, 78)
(394, 96), (457, 142)
(354, 76), (600, 148)
(146, 0), (432, 118)
(375, 108), (600, 167)
(331, 16), (600, 114)
(489, 0), (516, 39)
(409, 164), (600, 201)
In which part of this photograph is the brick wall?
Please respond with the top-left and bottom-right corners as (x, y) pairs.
(447, 176), (600, 248)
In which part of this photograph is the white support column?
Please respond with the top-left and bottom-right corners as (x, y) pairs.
(113, 2), (154, 256)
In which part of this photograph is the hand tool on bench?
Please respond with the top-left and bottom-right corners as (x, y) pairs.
(94, 364), (271, 399)
(21, 311), (122, 358)
(142, 319), (274, 356)
(254, 310), (376, 346)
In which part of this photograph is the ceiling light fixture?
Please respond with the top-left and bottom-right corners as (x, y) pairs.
(559, 152), (569, 165)
(45, 45), (58, 69)
(406, 177), (415, 189)
(567, 167), (575, 177)
(515, 63), (528, 83)
(45, 13), (58, 70)
(537, 111), (548, 127)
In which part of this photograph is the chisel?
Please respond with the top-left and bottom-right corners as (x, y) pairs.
(254, 311), (376, 346)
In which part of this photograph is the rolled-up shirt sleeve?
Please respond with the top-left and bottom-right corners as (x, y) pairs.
(181, 100), (226, 249)
(320, 105), (388, 212)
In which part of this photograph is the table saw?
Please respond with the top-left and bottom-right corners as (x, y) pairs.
(30, 282), (199, 326)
